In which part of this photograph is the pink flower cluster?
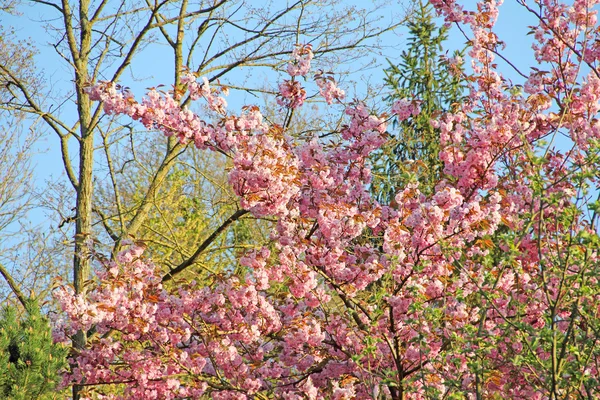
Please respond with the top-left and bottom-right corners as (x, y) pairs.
(229, 130), (300, 217)
(277, 80), (307, 109)
(286, 44), (314, 77)
(55, 245), (284, 399)
(315, 75), (345, 105)
(86, 75), (229, 150)
(391, 98), (421, 121)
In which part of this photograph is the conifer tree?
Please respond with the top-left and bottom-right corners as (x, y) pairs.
(0, 300), (67, 400)
(371, 0), (464, 201)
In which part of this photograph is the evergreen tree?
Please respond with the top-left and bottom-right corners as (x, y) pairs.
(371, 0), (464, 201)
(0, 300), (68, 400)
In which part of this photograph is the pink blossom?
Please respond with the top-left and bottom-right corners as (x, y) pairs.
(391, 98), (421, 121)
(286, 44), (314, 77)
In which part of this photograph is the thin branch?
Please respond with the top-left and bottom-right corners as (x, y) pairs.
(162, 209), (249, 282)
(101, 129), (126, 235)
(93, 207), (119, 241)
(116, 141), (186, 246)
(28, 0), (63, 13)
(0, 262), (28, 309)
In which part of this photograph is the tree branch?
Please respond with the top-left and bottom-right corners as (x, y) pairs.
(162, 209), (248, 282)
(0, 262), (28, 309)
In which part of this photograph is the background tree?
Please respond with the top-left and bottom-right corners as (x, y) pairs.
(0, 21), (51, 306)
(371, 0), (464, 201)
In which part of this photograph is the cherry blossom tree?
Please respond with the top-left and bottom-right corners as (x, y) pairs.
(55, 1), (600, 399)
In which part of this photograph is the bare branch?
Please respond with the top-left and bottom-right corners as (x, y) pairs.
(0, 262), (28, 309)
(162, 209), (249, 282)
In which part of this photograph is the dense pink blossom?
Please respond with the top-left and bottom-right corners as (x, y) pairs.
(61, 2), (600, 398)
(277, 80), (307, 109)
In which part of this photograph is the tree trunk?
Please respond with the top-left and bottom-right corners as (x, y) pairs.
(71, 1), (93, 397)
